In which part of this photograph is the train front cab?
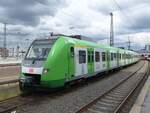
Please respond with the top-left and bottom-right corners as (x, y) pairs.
(19, 37), (72, 91)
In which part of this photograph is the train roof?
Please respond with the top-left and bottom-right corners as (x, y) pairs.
(58, 36), (137, 54)
(33, 35), (137, 54)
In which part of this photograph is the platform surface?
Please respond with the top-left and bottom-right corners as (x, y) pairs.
(0, 57), (21, 65)
(140, 84), (150, 113)
(129, 74), (150, 113)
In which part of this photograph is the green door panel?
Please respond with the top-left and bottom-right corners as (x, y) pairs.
(68, 45), (75, 78)
(88, 48), (94, 74)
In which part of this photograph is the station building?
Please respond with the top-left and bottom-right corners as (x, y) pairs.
(0, 48), (9, 57)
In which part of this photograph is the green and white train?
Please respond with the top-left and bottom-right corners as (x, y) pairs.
(19, 35), (140, 91)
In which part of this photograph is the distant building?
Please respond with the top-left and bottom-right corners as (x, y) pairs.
(145, 44), (150, 51)
(0, 48), (9, 57)
(138, 45), (150, 59)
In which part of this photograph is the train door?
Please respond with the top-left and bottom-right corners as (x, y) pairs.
(128, 52), (130, 64)
(117, 51), (119, 67)
(107, 50), (111, 69)
(88, 48), (94, 74)
(101, 50), (107, 70)
(68, 46), (75, 77)
(74, 48), (87, 76)
(124, 52), (126, 65)
(94, 48), (102, 72)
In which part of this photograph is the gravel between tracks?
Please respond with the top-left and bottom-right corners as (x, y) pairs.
(15, 61), (144, 113)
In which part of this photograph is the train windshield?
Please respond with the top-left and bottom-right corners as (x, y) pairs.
(25, 39), (56, 60)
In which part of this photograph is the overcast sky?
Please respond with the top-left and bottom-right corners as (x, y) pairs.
(0, 0), (150, 50)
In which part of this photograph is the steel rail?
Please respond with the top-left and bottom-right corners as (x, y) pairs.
(0, 96), (35, 113)
(75, 61), (146, 113)
(0, 61), (145, 113)
(114, 61), (150, 113)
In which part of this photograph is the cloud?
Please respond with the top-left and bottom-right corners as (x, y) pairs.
(127, 4), (150, 31)
(0, 0), (150, 50)
(0, 0), (67, 26)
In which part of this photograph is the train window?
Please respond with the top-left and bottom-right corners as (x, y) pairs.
(95, 51), (100, 62)
(25, 39), (57, 60)
(79, 50), (86, 64)
(102, 52), (106, 61)
(111, 53), (113, 61)
(26, 43), (51, 59)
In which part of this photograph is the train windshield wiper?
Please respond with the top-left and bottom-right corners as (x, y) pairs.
(31, 57), (41, 64)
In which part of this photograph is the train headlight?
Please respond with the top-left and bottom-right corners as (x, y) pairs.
(43, 68), (49, 74)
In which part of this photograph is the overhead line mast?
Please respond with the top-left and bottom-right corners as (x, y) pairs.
(127, 36), (131, 50)
(110, 12), (114, 46)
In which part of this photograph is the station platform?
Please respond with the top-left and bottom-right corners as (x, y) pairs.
(0, 76), (18, 84)
(0, 57), (21, 79)
(0, 57), (21, 66)
(140, 87), (150, 113)
(129, 75), (150, 113)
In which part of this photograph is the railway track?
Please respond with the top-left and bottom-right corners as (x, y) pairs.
(74, 61), (149, 113)
(0, 61), (148, 113)
(0, 94), (37, 113)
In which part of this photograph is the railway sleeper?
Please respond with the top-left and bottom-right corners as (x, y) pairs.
(104, 95), (124, 101)
(96, 102), (118, 108)
(89, 104), (114, 113)
(111, 90), (130, 95)
(101, 98), (121, 104)
(106, 93), (125, 98)
(87, 108), (103, 113)
(111, 89), (129, 94)
(112, 87), (131, 91)
(97, 101), (120, 106)
(113, 89), (132, 94)
(114, 86), (132, 91)
(100, 99), (121, 105)
(110, 92), (128, 96)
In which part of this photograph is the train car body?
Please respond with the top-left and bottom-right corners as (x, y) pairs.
(19, 36), (140, 91)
